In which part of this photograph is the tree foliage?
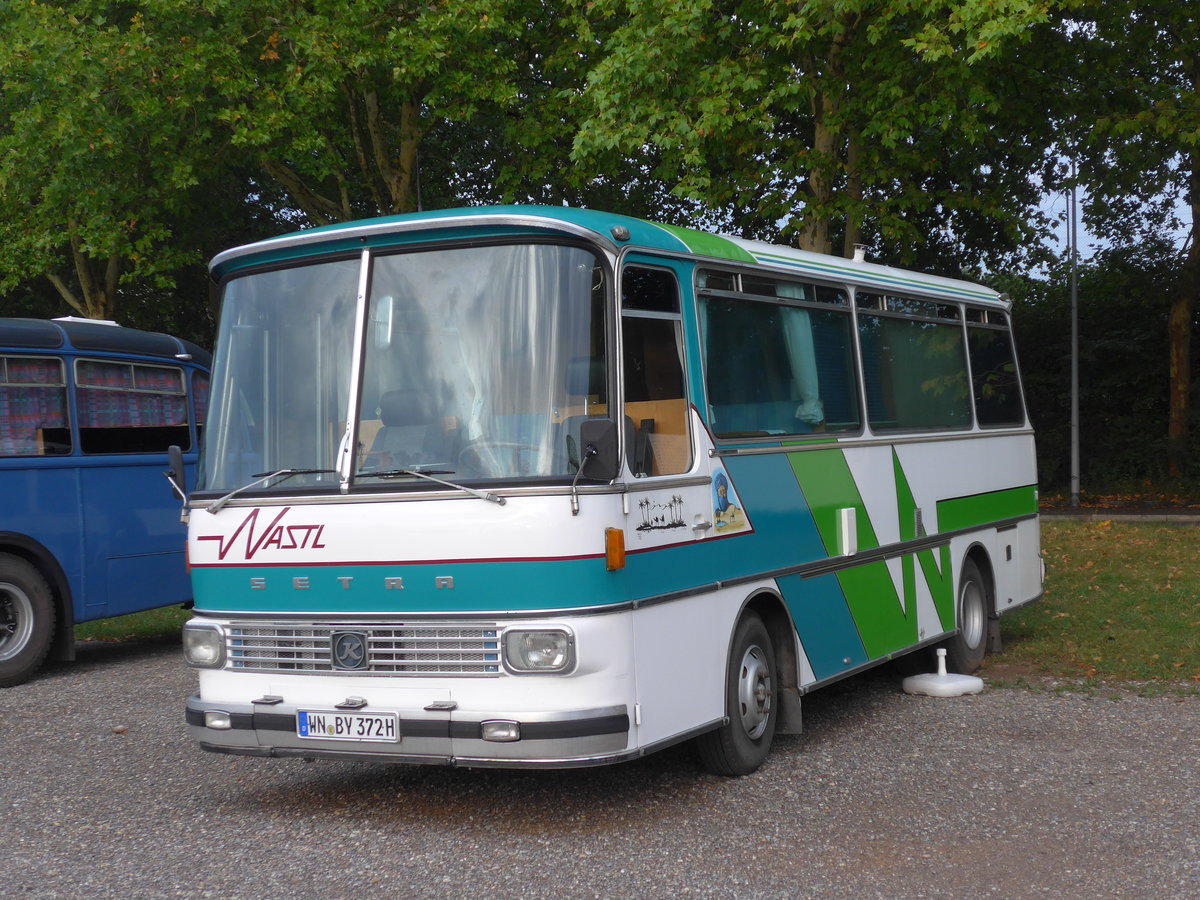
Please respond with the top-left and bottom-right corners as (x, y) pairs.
(207, 0), (529, 223)
(0, 1), (233, 318)
(0, 0), (1195, 487)
(1009, 238), (1197, 488)
(1061, 1), (1200, 476)
(573, 0), (1058, 271)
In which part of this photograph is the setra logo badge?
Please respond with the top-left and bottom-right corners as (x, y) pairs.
(330, 632), (369, 670)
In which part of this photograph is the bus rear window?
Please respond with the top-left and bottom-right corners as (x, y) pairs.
(0, 355), (70, 457)
(76, 359), (191, 453)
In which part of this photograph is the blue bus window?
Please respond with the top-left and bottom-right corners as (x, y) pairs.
(0, 356), (70, 457)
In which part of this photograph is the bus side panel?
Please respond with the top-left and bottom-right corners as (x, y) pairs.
(78, 457), (193, 619)
(781, 433), (1039, 667)
(0, 463), (86, 612)
(631, 589), (729, 748)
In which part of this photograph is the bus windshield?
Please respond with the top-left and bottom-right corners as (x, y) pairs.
(198, 242), (607, 494)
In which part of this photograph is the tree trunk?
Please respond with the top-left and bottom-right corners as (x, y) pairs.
(796, 114), (835, 254)
(49, 230), (122, 320)
(842, 133), (864, 258)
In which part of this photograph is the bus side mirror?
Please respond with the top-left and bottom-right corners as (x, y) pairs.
(578, 418), (619, 482)
(165, 444), (189, 523)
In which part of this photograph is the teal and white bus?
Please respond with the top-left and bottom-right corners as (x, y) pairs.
(182, 206), (1040, 775)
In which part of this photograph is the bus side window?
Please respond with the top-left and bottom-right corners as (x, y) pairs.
(967, 324), (1025, 427)
(622, 266), (692, 476)
(0, 355), (71, 457)
(858, 297), (970, 432)
(75, 359), (191, 454)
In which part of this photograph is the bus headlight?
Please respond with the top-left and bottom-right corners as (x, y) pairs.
(183, 623), (226, 668)
(503, 629), (574, 673)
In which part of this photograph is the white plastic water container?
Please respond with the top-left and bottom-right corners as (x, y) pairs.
(902, 648), (984, 697)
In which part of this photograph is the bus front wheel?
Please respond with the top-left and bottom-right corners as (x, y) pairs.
(696, 612), (777, 776)
(0, 553), (55, 688)
(944, 557), (989, 674)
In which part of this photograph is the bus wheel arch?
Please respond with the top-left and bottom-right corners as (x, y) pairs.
(696, 592), (793, 776)
(944, 548), (994, 675)
(0, 551), (57, 687)
(0, 538), (74, 670)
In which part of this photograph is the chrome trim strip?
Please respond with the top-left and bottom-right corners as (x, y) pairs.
(621, 475), (713, 494)
(338, 249), (372, 489)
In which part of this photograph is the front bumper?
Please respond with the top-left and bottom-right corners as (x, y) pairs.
(185, 693), (632, 768)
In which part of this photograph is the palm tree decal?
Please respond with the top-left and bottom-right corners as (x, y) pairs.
(636, 494), (687, 531)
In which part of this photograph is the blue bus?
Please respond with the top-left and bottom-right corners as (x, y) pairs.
(0, 317), (211, 686)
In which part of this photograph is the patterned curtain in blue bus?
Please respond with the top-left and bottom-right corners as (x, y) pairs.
(76, 360), (187, 428)
(0, 357), (69, 456)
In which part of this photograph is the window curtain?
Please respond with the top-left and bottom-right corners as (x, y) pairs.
(776, 284), (824, 428)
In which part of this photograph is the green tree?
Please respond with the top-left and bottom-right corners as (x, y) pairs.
(0, 1), (233, 320)
(573, 0), (1057, 267)
(211, 0), (528, 224)
(1008, 238), (1192, 489)
(1065, 2), (1200, 476)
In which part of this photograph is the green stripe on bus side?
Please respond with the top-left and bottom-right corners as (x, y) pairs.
(936, 484), (1038, 533)
(652, 223), (758, 263)
(894, 450), (954, 632)
(787, 448), (918, 657)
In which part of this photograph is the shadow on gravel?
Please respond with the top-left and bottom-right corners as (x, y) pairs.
(31, 635), (182, 685)
(219, 668), (904, 832)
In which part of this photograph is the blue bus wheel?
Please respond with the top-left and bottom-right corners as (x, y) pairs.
(0, 554), (55, 688)
(696, 612), (777, 776)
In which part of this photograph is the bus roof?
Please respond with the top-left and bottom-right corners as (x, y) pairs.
(0, 318), (211, 367)
(210, 206), (1006, 307)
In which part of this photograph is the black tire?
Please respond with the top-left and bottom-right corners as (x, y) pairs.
(0, 553), (56, 688)
(696, 612), (777, 776)
(943, 557), (989, 674)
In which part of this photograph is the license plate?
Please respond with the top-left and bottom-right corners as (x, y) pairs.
(297, 709), (399, 742)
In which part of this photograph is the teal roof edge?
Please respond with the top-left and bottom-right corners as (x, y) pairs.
(209, 206), (1001, 306)
(210, 205), (710, 279)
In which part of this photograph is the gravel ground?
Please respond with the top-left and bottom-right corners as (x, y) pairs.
(1, 638), (1197, 900)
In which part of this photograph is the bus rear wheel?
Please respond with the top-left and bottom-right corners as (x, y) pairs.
(0, 554), (55, 688)
(696, 612), (777, 776)
(944, 557), (989, 674)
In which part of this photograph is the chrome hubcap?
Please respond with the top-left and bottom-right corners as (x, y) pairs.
(0, 583), (34, 662)
(960, 577), (985, 650)
(737, 644), (773, 740)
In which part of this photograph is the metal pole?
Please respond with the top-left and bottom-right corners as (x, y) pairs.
(1069, 161), (1081, 507)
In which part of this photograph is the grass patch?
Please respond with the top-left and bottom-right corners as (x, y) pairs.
(986, 520), (1200, 691)
(75, 604), (191, 643)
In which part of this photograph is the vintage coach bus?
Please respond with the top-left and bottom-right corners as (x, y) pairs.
(181, 206), (1040, 774)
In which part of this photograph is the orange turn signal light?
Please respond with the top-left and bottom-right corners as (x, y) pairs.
(605, 527), (626, 571)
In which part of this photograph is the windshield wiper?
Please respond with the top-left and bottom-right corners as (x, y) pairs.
(206, 468), (339, 514)
(358, 468), (506, 505)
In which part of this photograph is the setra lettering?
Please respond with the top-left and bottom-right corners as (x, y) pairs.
(245, 574), (426, 591)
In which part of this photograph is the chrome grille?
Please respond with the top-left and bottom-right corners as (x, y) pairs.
(226, 623), (501, 675)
